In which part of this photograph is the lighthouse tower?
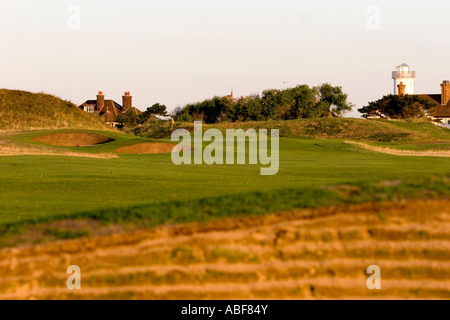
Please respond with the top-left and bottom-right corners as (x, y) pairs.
(392, 63), (416, 95)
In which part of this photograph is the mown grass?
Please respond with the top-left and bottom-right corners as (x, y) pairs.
(0, 119), (448, 244)
(0, 132), (449, 224)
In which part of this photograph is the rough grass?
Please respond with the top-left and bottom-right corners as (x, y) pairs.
(131, 118), (450, 143)
(0, 89), (111, 132)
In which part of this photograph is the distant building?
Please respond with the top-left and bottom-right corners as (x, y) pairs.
(392, 63), (416, 95)
(367, 65), (450, 125)
(415, 81), (450, 126)
(79, 91), (142, 126)
(226, 90), (235, 103)
(389, 63), (450, 126)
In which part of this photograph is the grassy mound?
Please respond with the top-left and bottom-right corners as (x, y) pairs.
(32, 133), (114, 147)
(0, 89), (110, 132)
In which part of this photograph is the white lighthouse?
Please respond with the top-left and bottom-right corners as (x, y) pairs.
(392, 63), (416, 95)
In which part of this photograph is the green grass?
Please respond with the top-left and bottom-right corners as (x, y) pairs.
(1, 87), (448, 246)
(0, 128), (449, 228)
(46, 227), (90, 240)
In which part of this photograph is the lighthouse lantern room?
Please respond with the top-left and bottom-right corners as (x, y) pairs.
(392, 63), (416, 95)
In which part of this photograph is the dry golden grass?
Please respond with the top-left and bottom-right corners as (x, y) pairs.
(1, 199), (450, 300)
(345, 141), (450, 157)
(0, 89), (112, 132)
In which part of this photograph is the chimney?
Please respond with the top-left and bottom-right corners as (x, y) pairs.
(122, 91), (132, 113)
(96, 91), (105, 112)
(397, 82), (406, 96)
(441, 81), (450, 105)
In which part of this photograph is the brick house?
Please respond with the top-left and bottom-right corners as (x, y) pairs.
(414, 81), (450, 126)
(79, 91), (142, 126)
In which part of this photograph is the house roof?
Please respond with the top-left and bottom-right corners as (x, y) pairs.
(430, 105), (450, 117)
(416, 94), (442, 106)
(80, 100), (97, 107)
(413, 94), (450, 117)
(99, 100), (121, 123)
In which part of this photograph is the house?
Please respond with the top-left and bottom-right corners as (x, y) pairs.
(388, 63), (450, 126)
(414, 81), (450, 126)
(79, 91), (142, 126)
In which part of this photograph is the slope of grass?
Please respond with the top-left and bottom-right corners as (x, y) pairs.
(0, 89), (110, 132)
(131, 118), (450, 143)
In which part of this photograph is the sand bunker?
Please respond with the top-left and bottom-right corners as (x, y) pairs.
(32, 133), (114, 147)
(115, 143), (176, 154)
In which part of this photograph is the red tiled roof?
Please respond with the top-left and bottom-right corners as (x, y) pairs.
(99, 100), (121, 122)
(430, 105), (450, 117)
(416, 94), (441, 106)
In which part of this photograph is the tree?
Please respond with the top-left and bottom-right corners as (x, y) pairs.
(358, 95), (436, 119)
(172, 83), (353, 123)
(117, 108), (140, 127)
(144, 103), (168, 118)
(284, 85), (316, 119)
(314, 83), (354, 117)
(139, 103), (169, 123)
(261, 89), (285, 120)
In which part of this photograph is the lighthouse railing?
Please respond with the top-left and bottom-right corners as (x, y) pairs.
(392, 71), (416, 78)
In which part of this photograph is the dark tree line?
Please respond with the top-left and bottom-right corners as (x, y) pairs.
(358, 95), (437, 119)
(173, 84), (353, 124)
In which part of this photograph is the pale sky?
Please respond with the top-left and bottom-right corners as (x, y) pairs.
(1, 0), (450, 117)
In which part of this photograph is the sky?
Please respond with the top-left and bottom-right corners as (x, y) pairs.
(1, 0), (450, 117)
